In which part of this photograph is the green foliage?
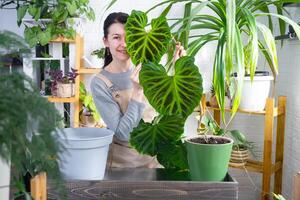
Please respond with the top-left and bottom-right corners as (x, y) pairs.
(91, 48), (106, 59)
(0, 73), (65, 197)
(125, 10), (172, 65)
(1, 0), (95, 47)
(130, 115), (184, 156)
(126, 10), (203, 170)
(200, 115), (254, 150)
(146, 0), (300, 122)
(273, 193), (286, 200)
(79, 82), (101, 122)
(0, 30), (31, 67)
(140, 56), (202, 118)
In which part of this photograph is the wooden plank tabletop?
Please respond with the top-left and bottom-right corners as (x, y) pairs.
(47, 168), (238, 200)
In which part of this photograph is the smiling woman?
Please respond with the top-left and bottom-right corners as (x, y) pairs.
(91, 12), (159, 168)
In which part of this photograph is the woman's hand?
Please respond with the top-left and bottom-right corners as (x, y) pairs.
(173, 42), (187, 63)
(131, 64), (144, 102)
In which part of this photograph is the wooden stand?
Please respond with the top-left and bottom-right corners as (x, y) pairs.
(46, 35), (101, 127)
(203, 96), (286, 200)
(30, 172), (47, 200)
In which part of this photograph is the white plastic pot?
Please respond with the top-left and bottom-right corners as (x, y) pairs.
(239, 75), (273, 111)
(0, 158), (10, 200)
(57, 128), (114, 180)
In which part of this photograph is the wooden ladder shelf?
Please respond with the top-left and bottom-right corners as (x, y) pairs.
(203, 96), (286, 200)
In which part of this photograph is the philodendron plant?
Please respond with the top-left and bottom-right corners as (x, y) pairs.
(125, 10), (203, 170)
(142, 0), (300, 121)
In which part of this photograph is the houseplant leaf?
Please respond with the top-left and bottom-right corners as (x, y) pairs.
(130, 115), (184, 156)
(125, 10), (171, 65)
(157, 141), (188, 170)
(140, 56), (203, 118)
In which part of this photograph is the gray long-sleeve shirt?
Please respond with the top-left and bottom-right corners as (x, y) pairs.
(91, 68), (145, 141)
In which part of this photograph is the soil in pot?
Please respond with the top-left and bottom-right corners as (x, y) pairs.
(189, 137), (231, 144)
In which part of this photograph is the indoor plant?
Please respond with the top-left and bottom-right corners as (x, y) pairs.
(89, 47), (105, 68)
(143, 0), (300, 119)
(0, 0), (95, 47)
(79, 82), (104, 127)
(124, 10), (203, 172)
(104, 0), (300, 180)
(0, 72), (65, 199)
(48, 68), (78, 97)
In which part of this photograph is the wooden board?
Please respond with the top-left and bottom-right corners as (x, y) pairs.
(47, 168), (238, 200)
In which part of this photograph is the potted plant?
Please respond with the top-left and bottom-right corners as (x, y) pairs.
(0, 0), (95, 47)
(104, 0), (300, 181)
(48, 68), (78, 97)
(209, 82), (233, 108)
(198, 115), (255, 167)
(89, 47), (105, 68)
(141, 0), (300, 117)
(79, 82), (104, 127)
(0, 71), (65, 199)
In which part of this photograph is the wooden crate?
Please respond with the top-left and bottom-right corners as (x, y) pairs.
(47, 168), (238, 200)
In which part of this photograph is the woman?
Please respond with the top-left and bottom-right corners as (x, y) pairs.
(91, 12), (185, 168)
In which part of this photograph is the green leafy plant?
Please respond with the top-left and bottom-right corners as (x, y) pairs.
(91, 48), (106, 59)
(143, 0), (300, 121)
(0, 30), (31, 68)
(125, 10), (203, 170)
(0, 73), (65, 198)
(1, 0), (95, 47)
(199, 115), (254, 152)
(0, 31), (65, 198)
(79, 82), (101, 122)
(273, 193), (286, 200)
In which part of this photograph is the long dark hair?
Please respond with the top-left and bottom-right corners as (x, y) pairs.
(103, 12), (129, 68)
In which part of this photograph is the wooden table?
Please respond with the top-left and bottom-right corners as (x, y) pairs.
(47, 168), (238, 200)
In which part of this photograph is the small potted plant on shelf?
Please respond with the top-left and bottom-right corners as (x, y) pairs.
(79, 82), (105, 127)
(209, 83), (233, 109)
(89, 47), (106, 68)
(48, 68), (78, 98)
(0, 0), (95, 47)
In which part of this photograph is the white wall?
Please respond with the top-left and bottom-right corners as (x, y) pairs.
(1, 2), (300, 199)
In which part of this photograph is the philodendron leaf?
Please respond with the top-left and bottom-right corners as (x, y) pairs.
(130, 115), (184, 156)
(125, 10), (171, 65)
(157, 141), (188, 170)
(140, 56), (203, 118)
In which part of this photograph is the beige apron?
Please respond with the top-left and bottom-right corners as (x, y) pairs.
(96, 73), (159, 168)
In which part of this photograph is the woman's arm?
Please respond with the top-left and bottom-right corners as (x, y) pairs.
(91, 76), (144, 141)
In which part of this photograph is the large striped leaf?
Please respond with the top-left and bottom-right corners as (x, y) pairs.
(140, 56), (203, 118)
(125, 10), (171, 65)
(129, 115), (184, 156)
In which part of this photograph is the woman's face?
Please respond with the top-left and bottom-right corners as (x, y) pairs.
(104, 23), (130, 62)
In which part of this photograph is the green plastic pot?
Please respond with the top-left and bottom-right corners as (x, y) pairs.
(185, 136), (233, 181)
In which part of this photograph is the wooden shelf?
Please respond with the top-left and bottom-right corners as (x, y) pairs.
(205, 102), (284, 117)
(79, 68), (101, 74)
(230, 160), (283, 174)
(50, 36), (75, 43)
(203, 96), (287, 200)
(47, 96), (77, 103)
